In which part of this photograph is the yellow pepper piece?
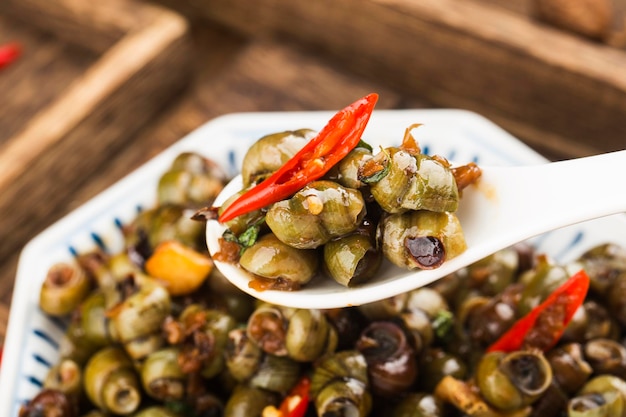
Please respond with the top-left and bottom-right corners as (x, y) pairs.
(145, 240), (213, 296)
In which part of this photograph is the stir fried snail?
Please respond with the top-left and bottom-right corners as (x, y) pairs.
(358, 288), (452, 351)
(165, 304), (237, 378)
(157, 151), (228, 208)
(475, 350), (552, 411)
(106, 274), (172, 360)
(310, 350), (372, 417)
(517, 255), (572, 315)
(246, 303), (290, 357)
(239, 234), (318, 290)
(241, 129), (315, 187)
(577, 243), (626, 296)
(192, 306), (237, 379)
(58, 291), (111, 366)
(140, 347), (186, 402)
(464, 247), (521, 296)
(359, 124), (475, 214)
(83, 347), (142, 415)
(364, 145), (460, 214)
(561, 300), (620, 343)
(248, 354), (301, 394)
(226, 329), (301, 397)
(606, 270), (626, 327)
(225, 328), (263, 382)
(285, 308), (337, 362)
(39, 261), (92, 317)
(569, 375), (626, 417)
(266, 180), (366, 249)
(546, 343), (592, 395)
(379, 210), (467, 270)
(124, 204), (206, 257)
(245, 303), (336, 362)
(330, 145), (374, 189)
(463, 284), (523, 348)
(219, 188), (266, 238)
(323, 219), (382, 287)
(355, 320), (418, 397)
(583, 338), (626, 379)
(43, 358), (83, 398)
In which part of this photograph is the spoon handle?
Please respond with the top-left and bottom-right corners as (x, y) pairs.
(475, 149), (626, 248)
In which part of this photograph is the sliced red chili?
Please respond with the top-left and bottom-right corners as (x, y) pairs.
(218, 93), (378, 223)
(0, 42), (21, 70)
(279, 376), (310, 417)
(487, 269), (590, 353)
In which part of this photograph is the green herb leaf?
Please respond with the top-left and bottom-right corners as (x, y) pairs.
(433, 310), (454, 341)
(359, 147), (390, 184)
(356, 139), (373, 152)
(238, 225), (260, 248)
(360, 161), (389, 184)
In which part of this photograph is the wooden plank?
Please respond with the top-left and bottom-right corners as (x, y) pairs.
(2, 0), (138, 53)
(161, 0), (626, 159)
(0, 15), (97, 143)
(0, 0), (192, 295)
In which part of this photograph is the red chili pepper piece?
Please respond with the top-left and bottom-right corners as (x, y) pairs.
(279, 376), (310, 417)
(487, 269), (590, 353)
(218, 93), (379, 223)
(0, 42), (21, 70)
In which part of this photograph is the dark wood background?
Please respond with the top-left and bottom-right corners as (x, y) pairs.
(1, 0), (625, 344)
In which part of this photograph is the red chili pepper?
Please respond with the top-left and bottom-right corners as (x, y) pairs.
(218, 93), (379, 223)
(487, 269), (590, 353)
(0, 42), (21, 70)
(279, 376), (310, 417)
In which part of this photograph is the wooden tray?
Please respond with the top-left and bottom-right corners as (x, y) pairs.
(157, 0), (626, 160)
(0, 0), (191, 310)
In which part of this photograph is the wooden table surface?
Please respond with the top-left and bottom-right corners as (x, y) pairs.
(1, 0), (625, 346)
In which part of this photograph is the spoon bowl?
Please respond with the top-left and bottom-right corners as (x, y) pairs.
(207, 149), (626, 309)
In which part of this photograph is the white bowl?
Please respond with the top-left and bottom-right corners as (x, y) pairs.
(2, 109), (625, 416)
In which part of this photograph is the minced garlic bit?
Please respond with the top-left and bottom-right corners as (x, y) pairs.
(305, 194), (324, 215)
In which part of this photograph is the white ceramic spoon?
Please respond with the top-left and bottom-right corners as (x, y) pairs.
(207, 149), (626, 309)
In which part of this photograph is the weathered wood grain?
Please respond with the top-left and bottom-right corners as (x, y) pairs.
(0, 15), (96, 143)
(160, 0), (626, 159)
